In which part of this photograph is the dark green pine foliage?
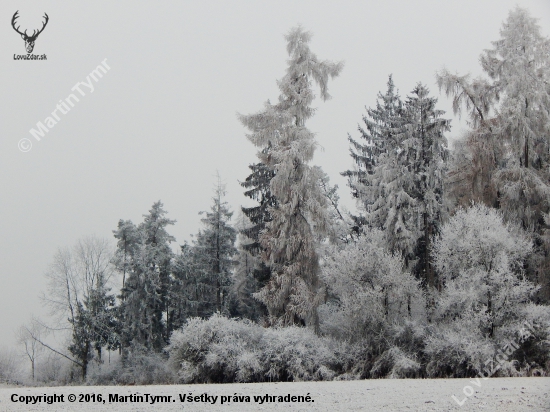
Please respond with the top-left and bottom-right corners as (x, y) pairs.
(344, 80), (449, 292)
(86, 279), (118, 362)
(240, 154), (276, 292)
(117, 201), (176, 352)
(112, 219), (139, 291)
(229, 213), (269, 321)
(401, 84), (450, 289)
(68, 286), (119, 380)
(112, 219), (138, 352)
(64, 239), (118, 380)
(68, 283), (117, 380)
(68, 302), (92, 380)
(187, 180), (238, 317)
(342, 75), (403, 232)
(169, 243), (198, 327)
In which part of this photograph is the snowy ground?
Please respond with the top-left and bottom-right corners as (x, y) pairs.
(0, 378), (548, 411)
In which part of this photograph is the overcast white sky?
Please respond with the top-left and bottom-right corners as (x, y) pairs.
(1, 0), (549, 349)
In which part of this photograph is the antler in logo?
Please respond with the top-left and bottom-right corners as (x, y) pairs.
(12, 11), (49, 54)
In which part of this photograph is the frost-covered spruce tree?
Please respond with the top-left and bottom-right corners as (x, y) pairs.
(402, 84), (450, 288)
(479, 7), (550, 300)
(118, 201), (176, 352)
(191, 178), (237, 315)
(352, 81), (449, 287)
(347, 77), (416, 258)
(342, 74), (403, 231)
(239, 26), (343, 331)
(113, 219), (139, 291)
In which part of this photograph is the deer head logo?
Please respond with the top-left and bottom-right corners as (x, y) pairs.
(11, 11), (49, 54)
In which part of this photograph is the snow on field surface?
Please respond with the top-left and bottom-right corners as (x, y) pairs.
(1, 378), (549, 411)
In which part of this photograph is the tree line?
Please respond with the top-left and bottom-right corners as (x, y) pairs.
(12, 7), (550, 384)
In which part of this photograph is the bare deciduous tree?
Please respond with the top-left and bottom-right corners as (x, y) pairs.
(40, 236), (116, 380)
(17, 320), (45, 381)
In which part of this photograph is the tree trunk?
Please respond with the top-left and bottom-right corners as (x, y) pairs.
(216, 278), (221, 313)
(82, 341), (90, 381)
(523, 98), (529, 167)
(384, 288), (389, 318)
(487, 290), (494, 338)
(523, 136), (529, 167)
(216, 198), (222, 313)
(424, 217), (434, 289)
(311, 309), (320, 336)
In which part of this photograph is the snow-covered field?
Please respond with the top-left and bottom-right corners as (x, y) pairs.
(0, 378), (548, 411)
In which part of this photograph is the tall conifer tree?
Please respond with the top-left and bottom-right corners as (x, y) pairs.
(345, 80), (449, 291)
(402, 84), (449, 288)
(342, 74), (403, 222)
(239, 26), (343, 331)
(117, 201), (175, 351)
(191, 178), (237, 316)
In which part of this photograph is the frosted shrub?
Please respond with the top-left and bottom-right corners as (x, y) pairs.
(321, 234), (424, 337)
(121, 343), (176, 385)
(262, 326), (339, 382)
(36, 355), (73, 385)
(202, 319), (264, 383)
(168, 315), (263, 383)
(0, 347), (23, 384)
(425, 315), (495, 378)
(86, 360), (123, 386)
(511, 303), (550, 374)
(319, 234), (426, 378)
(429, 204), (550, 376)
(87, 343), (175, 385)
(167, 314), (346, 383)
(370, 346), (421, 379)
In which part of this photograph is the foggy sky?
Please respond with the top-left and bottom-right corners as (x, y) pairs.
(1, 0), (549, 349)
